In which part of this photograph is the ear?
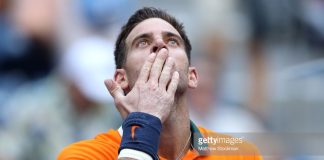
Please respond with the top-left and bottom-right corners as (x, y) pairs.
(114, 69), (129, 90)
(188, 67), (198, 89)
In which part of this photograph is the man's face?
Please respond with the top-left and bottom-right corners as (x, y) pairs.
(122, 18), (192, 93)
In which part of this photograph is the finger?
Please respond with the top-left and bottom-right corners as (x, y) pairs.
(159, 57), (174, 89)
(167, 71), (179, 95)
(149, 48), (168, 83)
(137, 53), (156, 83)
(104, 79), (124, 100)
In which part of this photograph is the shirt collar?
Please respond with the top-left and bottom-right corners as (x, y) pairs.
(190, 120), (209, 155)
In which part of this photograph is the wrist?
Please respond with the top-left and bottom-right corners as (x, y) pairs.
(119, 112), (162, 160)
(136, 109), (164, 122)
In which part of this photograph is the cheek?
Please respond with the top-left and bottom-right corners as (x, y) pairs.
(124, 51), (148, 85)
(170, 50), (189, 72)
(125, 50), (148, 70)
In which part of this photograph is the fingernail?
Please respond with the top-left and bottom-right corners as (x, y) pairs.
(174, 71), (179, 78)
(161, 48), (168, 53)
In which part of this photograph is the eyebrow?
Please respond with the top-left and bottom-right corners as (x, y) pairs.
(130, 31), (184, 47)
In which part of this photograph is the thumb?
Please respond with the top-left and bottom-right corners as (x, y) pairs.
(104, 79), (125, 100)
(104, 79), (128, 119)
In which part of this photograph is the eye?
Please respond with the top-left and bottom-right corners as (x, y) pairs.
(137, 39), (149, 48)
(168, 38), (179, 46)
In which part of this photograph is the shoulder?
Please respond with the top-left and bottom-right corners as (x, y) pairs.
(197, 127), (262, 160)
(57, 129), (122, 160)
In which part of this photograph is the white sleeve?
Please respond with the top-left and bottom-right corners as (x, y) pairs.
(118, 149), (153, 160)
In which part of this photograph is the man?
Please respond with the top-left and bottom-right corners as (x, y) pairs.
(58, 7), (262, 160)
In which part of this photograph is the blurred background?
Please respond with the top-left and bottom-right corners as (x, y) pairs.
(0, 0), (323, 159)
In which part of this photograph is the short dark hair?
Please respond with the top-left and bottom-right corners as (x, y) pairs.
(114, 7), (192, 69)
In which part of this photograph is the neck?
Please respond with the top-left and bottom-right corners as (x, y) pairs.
(158, 95), (191, 159)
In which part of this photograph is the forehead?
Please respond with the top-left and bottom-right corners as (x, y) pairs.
(126, 18), (181, 44)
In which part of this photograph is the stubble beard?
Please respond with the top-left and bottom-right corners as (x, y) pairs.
(174, 70), (187, 98)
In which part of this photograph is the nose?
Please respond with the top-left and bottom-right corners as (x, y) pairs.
(151, 38), (167, 53)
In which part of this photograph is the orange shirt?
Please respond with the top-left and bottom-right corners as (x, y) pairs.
(58, 124), (262, 160)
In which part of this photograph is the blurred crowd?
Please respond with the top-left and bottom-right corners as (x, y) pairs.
(0, 0), (323, 160)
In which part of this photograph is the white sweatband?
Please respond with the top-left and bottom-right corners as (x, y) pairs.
(118, 148), (153, 160)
